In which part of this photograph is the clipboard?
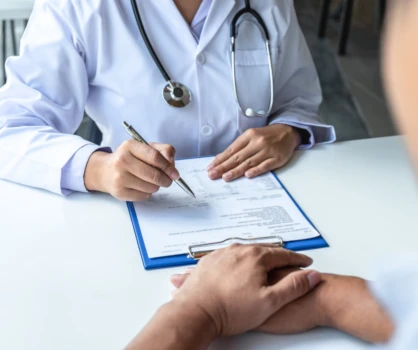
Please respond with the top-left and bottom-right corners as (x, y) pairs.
(127, 171), (329, 270)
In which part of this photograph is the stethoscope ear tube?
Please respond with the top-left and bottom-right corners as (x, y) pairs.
(230, 1), (270, 41)
(231, 38), (274, 118)
(230, 2), (274, 118)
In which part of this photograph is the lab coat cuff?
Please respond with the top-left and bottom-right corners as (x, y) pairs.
(61, 144), (112, 195)
(269, 116), (336, 149)
(272, 121), (315, 149)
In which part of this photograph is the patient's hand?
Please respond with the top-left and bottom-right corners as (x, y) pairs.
(171, 267), (321, 333)
(171, 269), (394, 343)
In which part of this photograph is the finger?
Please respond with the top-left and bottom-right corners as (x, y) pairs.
(127, 140), (179, 180)
(245, 157), (287, 179)
(170, 273), (190, 288)
(266, 270), (322, 310)
(207, 136), (250, 179)
(268, 268), (300, 285)
(126, 153), (173, 188)
(259, 248), (313, 272)
(124, 172), (160, 194)
(114, 188), (152, 202)
(221, 151), (267, 182)
(151, 143), (176, 164)
(211, 146), (261, 181)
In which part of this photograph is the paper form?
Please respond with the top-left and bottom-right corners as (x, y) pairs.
(133, 157), (319, 258)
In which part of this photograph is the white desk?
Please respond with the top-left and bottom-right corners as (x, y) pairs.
(0, 136), (417, 350)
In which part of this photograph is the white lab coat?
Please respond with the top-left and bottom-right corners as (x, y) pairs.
(0, 0), (335, 195)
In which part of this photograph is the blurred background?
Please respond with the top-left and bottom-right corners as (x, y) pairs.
(0, 0), (396, 144)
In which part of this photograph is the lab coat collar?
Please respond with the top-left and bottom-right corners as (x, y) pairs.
(147, 0), (236, 54)
(161, 1), (200, 52)
(197, 0), (236, 53)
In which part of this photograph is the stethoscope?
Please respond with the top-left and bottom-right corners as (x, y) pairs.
(130, 0), (274, 118)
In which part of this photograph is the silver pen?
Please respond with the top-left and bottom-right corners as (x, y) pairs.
(123, 122), (196, 198)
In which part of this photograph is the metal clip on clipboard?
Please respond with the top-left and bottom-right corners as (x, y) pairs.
(187, 236), (284, 260)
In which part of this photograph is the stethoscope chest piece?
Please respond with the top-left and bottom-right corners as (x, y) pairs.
(163, 82), (192, 108)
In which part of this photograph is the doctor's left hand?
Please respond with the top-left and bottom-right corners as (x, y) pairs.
(207, 124), (301, 181)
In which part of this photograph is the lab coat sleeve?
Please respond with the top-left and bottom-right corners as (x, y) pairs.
(0, 1), (101, 195)
(368, 256), (418, 349)
(268, 2), (336, 149)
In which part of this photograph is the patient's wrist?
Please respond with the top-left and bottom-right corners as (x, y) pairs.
(162, 299), (218, 347)
(126, 299), (217, 350)
(318, 274), (393, 343)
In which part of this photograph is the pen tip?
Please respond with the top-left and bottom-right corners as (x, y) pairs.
(123, 121), (129, 128)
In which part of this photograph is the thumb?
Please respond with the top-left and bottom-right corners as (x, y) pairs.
(170, 273), (190, 288)
(267, 270), (322, 310)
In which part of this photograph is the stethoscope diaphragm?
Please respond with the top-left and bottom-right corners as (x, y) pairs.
(163, 82), (192, 108)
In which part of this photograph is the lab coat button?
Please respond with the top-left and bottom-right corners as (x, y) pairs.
(196, 53), (206, 65)
(201, 125), (213, 136)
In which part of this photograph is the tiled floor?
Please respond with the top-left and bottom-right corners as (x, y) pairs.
(295, 0), (397, 138)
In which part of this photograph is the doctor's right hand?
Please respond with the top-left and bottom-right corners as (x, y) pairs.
(84, 140), (180, 201)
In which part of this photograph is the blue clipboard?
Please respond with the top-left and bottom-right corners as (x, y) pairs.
(127, 171), (328, 270)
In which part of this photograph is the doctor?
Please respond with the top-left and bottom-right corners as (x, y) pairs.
(0, 0), (335, 201)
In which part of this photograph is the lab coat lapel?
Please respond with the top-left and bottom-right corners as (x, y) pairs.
(155, 0), (198, 52)
(197, 0), (236, 53)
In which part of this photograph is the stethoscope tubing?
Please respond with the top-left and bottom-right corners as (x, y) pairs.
(130, 0), (274, 115)
(130, 0), (172, 84)
(230, 1), (274, 117)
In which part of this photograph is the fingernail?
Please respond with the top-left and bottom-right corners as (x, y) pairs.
(223, 172), (233, 181)
(207, 163), (215, 171)
(307, 271), (321, 288)
(209, 170), (219, 179)
(170, 156), (175, 163)
(168, 168), (180, 181)
(245, 171), (253, 178)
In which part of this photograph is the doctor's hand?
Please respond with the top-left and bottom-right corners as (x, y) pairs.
(207, 124), (300, 181)
(84, 140), (179, 201)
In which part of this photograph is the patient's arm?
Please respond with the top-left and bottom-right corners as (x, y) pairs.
(258, 273), (393, 344)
